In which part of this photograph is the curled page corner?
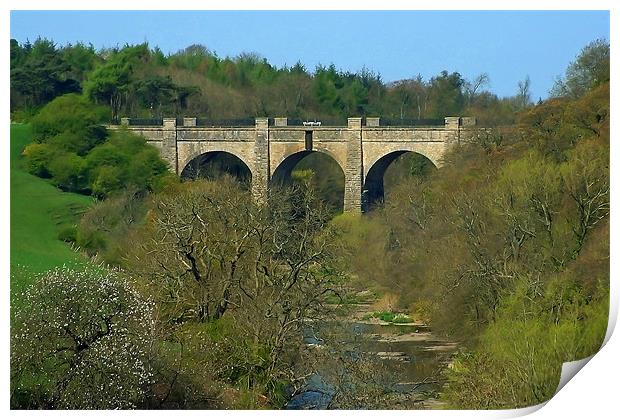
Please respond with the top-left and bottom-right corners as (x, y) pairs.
(552, 296), (617, 397)
(602, 295), (618, 347)
(554, 356), (594, 396)
(507, 355), (600, 418)
(503, 401), (547, 418)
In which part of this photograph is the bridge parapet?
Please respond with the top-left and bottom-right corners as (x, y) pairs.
(114, 116), (475, 130)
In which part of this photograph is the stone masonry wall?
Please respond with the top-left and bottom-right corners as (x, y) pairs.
(161, 118), (178, 174)
(109, 116), (475, 212)
(253, 118), (270, 202)
(344, 118), (364, 213)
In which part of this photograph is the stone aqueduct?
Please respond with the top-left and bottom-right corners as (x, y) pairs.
(109, 116), (477, 212)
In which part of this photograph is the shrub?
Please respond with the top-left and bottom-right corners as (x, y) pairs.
(76, 188), (148, 264)
(441, 276), (608, 409)
(85, 131), (171, 198)
(89, 165), (124, 198)
(22, 142), (56, 177)
(30, 94), (109, 142)
(57, 225), (77, 243)
(48, 152), (87, 192)
(11, 107), (39, 123)
(24, 93), (171, 198)
(47, 127), (107, 155)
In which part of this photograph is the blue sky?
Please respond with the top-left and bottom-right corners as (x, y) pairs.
(10, 10), (609, 100)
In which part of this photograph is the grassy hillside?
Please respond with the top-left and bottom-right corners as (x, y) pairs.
(10, 124), (93, 291)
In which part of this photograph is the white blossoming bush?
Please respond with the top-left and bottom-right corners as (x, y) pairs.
(11, 267), (154, 409)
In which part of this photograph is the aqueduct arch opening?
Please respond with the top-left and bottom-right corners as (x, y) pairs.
(271, 150), (346, 212)
(363, 151), (436, 211)
(180, 151), (253, 188)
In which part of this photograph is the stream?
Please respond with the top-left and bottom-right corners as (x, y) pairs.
(286, 304), (459, 409)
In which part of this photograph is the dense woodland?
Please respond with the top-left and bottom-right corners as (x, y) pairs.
(11, 38), (539, 125)
(10, 38), (609, 409)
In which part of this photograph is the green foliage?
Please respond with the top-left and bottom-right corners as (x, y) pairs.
(48, 152), (87, 192)
(83, 43), (199, 120)
(10, 36), (611, 410)
(47, 128), (106, 156)
(330, 212), (391, 289)
(22, 142), (55, 177)
(552, 39), (610, 98)
(346, 82), (609, 339)
(24, 94), (172, 198)
(121, 180), (343, 406)
(177, 320), (280, 402)
(520, 82), (609, 161)
(10, 38), (82, 111)
(57, 225), (78, 243)
(60, 42), (101, 82)
(76, 188), (148, 265)
(85, 131), (171, 197)
(30, 93), (109, 142)
(442, 273), (608, 408)
(12, 38), (532, 124)
(331, 54), (609, 408)
(83, 43), (150, 121)
(427, 71), (466, 118)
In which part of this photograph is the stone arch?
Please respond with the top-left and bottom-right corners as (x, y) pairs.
(270, 150), (346, 211)
(363, 143), (444, 181)
(180, 150), (253, 185)
(363, 150), (437, 210)
(270, 146), (347, 179)
(271, 150), (346, 183)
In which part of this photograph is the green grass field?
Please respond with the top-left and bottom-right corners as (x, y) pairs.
(10, 124), (94, 292)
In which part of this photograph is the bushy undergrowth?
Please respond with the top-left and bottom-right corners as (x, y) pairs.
(22, 94), (175, 198)
(443, 276), (608, 408)
(335, 81), (609, 407)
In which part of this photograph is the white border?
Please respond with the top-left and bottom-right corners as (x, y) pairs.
(2, 2), (617, 419)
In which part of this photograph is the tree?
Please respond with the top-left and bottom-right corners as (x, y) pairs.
(61, 42), (101, 83)
(465, 73), (490, 107)
(11, 267), (154, 409)
(127, 179), (340, 322)
(551, 39), (610, 98)
(48, 152), (87, 192)
(125, 180), (344, 402)
(134, 76), (198, 117)
(313, 64), (345, 115)
(561, 139), (609, 257)
(30, 93), (109, 143)
(426, 71), (466, 118)
(10, 38), (81, 111)
(22, 142), (56, 177)
(84, 44), (149, 122)
(389, 76), (429, 120)
(515, 76), (532, 110)
(25, 95), (170, 197)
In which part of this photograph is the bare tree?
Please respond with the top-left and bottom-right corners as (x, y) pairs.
(124, 179), (346, 401)
(516, 76), (532, 110)
(562, 141), (609, 256)
(465, 73), (490, 106)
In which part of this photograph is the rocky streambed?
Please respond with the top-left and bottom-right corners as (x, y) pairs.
(286, 304), (459, 409)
